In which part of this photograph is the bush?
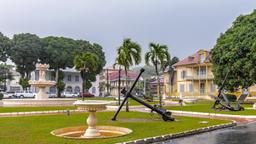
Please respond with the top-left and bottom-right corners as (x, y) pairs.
(0, 93), (3, 100)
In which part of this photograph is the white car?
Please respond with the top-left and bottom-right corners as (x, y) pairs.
(63, 92), (79, 98)
(3, 92), (16, 99)
(15, 92), (36, 98)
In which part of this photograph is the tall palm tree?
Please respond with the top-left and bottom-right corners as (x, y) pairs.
(73, 52), (99, 100)
(116, 38), (141, 111)
(162, 57), (179, 96)
(145, 43), (170, 107)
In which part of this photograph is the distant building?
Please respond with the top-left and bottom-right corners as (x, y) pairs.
(5, 67), (100, 96)
(99, 66), (138, 97)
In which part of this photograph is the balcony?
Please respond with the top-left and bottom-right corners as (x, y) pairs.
(185, 75), (214, 80)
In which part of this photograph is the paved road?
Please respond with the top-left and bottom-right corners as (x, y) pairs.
(162, 122), (256, 144)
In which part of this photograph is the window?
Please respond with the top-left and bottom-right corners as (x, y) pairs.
(92, 87), (96, 94)
(74, 86), (80, 93)
(189, 84), (193, 92)
(67, 75), (72, 81)
(180, 84), (185, 93)
(75, 76), (79, 82)
(197, 67), (206, 76)
(66, 86), (72, 93)
(181, 70), (187, 79)
(199, 54), (205, 63)
(49, 86), (56, 93)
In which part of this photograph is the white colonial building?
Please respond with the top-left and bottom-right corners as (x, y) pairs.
(5, 66), (100, 96)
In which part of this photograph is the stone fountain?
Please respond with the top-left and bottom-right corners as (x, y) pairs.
(2, 63), (76, 107)
(51, 100), (132, 139)
(29, 64), (56, 100)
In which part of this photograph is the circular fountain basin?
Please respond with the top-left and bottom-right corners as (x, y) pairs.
(73, 100), (110, 111)
(51, 126), (132, 139)
(29, 80), (56, 88)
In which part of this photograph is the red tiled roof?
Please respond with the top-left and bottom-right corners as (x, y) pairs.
(173, 50), (210, 67)
(108, 70), (138, 81)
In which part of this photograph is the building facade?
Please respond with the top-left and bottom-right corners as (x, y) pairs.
(163, 49), (256, 98)
(99, 66), (138, 97)
(6, 67), (100, 96)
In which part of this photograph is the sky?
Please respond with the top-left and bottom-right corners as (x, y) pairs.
(0, 0), (256, 66)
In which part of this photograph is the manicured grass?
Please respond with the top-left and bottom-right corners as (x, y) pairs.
(0, 111), (230, 144)
(166, 100), (256, 115)
(0, 106), (76, 113)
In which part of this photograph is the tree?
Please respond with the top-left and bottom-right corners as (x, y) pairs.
(75, 40), (106, 74)
(73, 52), (99, 100)
(9, 33), (42, 79)
(19, 78), (30, 91)
(145, 43), (170, 107)
(211, 10), (256, 91)
(41, 36), (78, 97)
(0, 64), (13, 91)
(163, 57), (179, 93)
(116, 38), (141, 111)
(0, 32), (11, 62)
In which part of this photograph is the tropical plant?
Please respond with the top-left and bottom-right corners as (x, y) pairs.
(211, 10), (256, 91)
(115, 38), (141, 111)
(162, 57), (179, 94)
(145, 42), (170, 107)
(73, 52), (99, 100)
(19, 78), (30, 91)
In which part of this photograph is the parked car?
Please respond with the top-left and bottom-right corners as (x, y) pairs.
(63, 92), (79, 98)
(79, 92), (94, 98)
(47, 92), (57, 98)
(3, 92), (16, 99)
(15, 92), (36, 98)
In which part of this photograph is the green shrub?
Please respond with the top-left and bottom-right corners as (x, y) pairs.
(0, 93), (3, 100)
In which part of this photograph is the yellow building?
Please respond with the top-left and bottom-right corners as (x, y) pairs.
(163, 49), (256, 98)
(164, 50), (217, 98)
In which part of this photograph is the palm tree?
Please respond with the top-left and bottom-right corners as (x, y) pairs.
(73, 52), (99, 100)
(145, 43), (170, 107)
(116, 38), (141, 111)
(162, 57), (179, 96)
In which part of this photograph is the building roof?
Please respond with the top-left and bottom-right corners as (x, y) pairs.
(108, 70), (138, 81)
(173, 50), (210, 67)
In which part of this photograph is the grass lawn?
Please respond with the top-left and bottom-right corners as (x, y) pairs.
(0, 111), (230, 144)
(166, 100), (256, 115)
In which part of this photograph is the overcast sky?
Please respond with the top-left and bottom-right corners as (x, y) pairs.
(0, 0), (256, 66)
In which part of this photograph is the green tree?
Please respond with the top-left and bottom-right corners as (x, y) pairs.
(0, 32), (11, 62)
(41, 36), (78, 97)
(211, 10), (256, 91)
(163, 57), (179, 93)
(19, 78), (30, 91)
(9, 33), (42, 79)
(116, 38), (141, 111)
(75, 40), (106, 74)
(0, 64), (13, 91)
(73, 52), (99, 100)
(145, 43), (170, 107)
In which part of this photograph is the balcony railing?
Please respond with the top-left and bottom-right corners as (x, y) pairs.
(184, 75), (214, 80)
